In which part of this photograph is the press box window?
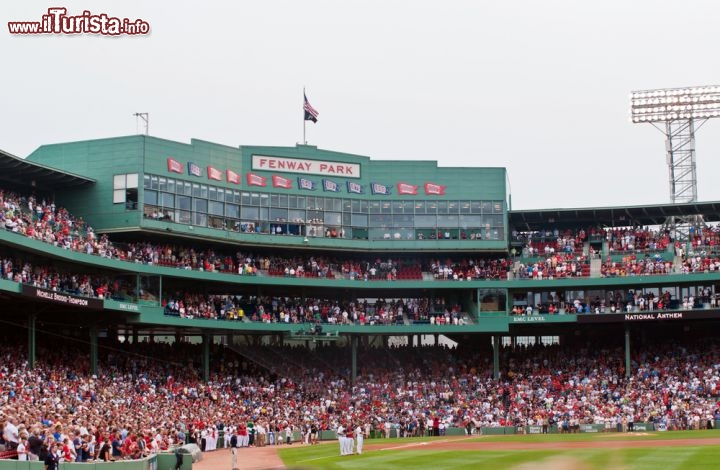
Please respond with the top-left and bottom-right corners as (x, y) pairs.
(113, 173), (139, 209)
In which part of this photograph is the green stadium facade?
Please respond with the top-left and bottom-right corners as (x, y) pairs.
(2, 135), (720, 381)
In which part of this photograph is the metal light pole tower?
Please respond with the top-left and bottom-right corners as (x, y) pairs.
(630, 85), (720, 240)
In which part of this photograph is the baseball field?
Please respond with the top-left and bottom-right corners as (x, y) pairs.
(276, 431), (720, 469)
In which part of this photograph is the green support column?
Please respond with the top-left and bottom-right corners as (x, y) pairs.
(28, 312), (36, 369)
(624, 326), (631, 379)
(159, 275), (163, 306)
(351, 336), (358, 383)
(492, 335), (500, 380)
(202, 334), (211, 382)
(89, 323), (98, 376)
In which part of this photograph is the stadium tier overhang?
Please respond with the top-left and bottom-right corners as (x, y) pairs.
(0, 148), (95, 189)
(509, 201), (720, 231)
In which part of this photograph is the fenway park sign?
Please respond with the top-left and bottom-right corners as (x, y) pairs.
(577, 310), (719, 323)
(22, 285), (103, 310)
(252, 155), (361, 178)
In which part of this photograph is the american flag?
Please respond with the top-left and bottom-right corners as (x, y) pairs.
(304, 93), (319, 123)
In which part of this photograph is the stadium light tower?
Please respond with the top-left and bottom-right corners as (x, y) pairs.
(630, 85), (720, 240)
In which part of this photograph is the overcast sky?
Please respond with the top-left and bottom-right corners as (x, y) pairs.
(3, 0), (720, 210)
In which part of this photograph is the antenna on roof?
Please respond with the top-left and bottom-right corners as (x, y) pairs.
(134, 112), (149, 136)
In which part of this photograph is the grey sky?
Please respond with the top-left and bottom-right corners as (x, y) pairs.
(3, 0), (720, 210)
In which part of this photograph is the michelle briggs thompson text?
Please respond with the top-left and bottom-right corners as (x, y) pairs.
(8, 8), (150, 35)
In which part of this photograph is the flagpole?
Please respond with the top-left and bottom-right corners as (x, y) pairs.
(303, 87), (307, 145)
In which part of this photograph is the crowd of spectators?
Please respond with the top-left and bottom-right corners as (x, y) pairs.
(2, 334), (719, 462)
(163, 295), (469, 326)
(513, 254), (590, 280)
(0, 257), (128, 301)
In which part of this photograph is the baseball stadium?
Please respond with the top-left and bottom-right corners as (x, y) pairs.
(1, 127), (720, 470)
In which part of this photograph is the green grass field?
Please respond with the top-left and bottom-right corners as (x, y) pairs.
(277, 431), (720, 469)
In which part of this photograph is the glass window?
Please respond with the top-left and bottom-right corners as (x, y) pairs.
(225, 204), (239, 219)
(126, 174), (138, 188)
(177, 210), (191, 224)
(208, 187), (217, 201)
(113, 189), (125, 203)
(332, 198), (342, 211)
(296, 196), (305, 209)
(270, 208), (288, 221)
(368, 201), (381, 214)
(426, 202), (438, 214)
(193, 198), (207, 213)
(381, 202), (392, 214)
(289, 209), (305, 223)
(351, 200), (361, 212)
(415, 215), (436, 228)
(289, 196), (297, 209)
(150, 176), (159, 190)
(392, 201), (403, 213)
(369, 214), (392, 227)
(242, 192), (251, 205)
(158, 177), (167, 192)
(192, 212), (207, 227)
(167, 178), (175, 194)
(437, 201), (448, 213)
(260, 194), (270, 207)
(307, 209), (323, 223)
(343, 199), (352, 212)
(351, 214), (368, 227)
(493, 201), (504, 213)
(270, 194), (279, 207)
(209, 201), (224, 216)
(460, 201), (472, 214)
(159, 193), (174, 208)
(471, 201), (483, 213)
(184, 182), (192, 195)
(447, 201), (459, 214)
(342, 212), (351, 225)
(415, 201), (425, 213)
(482, 201), (492, 213)
(437, 214), (459, 227)
(143, 175), (151, 189)
(177, 196), (191, 211)
(278, 194), (288, 208)
(200, 185), (208, 199)
(192, 184), (201, 197)
(392, 214), (413, 227)
(251, 193), (261, 206)
(359, 200), (368, 213)
(144, 190), (157, 205)
(324, 212), (341, 225)
(259, 208), (268, 221)
(241, 207), (259, 219)
(233, 190), (241, 204)
(113, 174), (125, 190)
(459, 215), (484, 228)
